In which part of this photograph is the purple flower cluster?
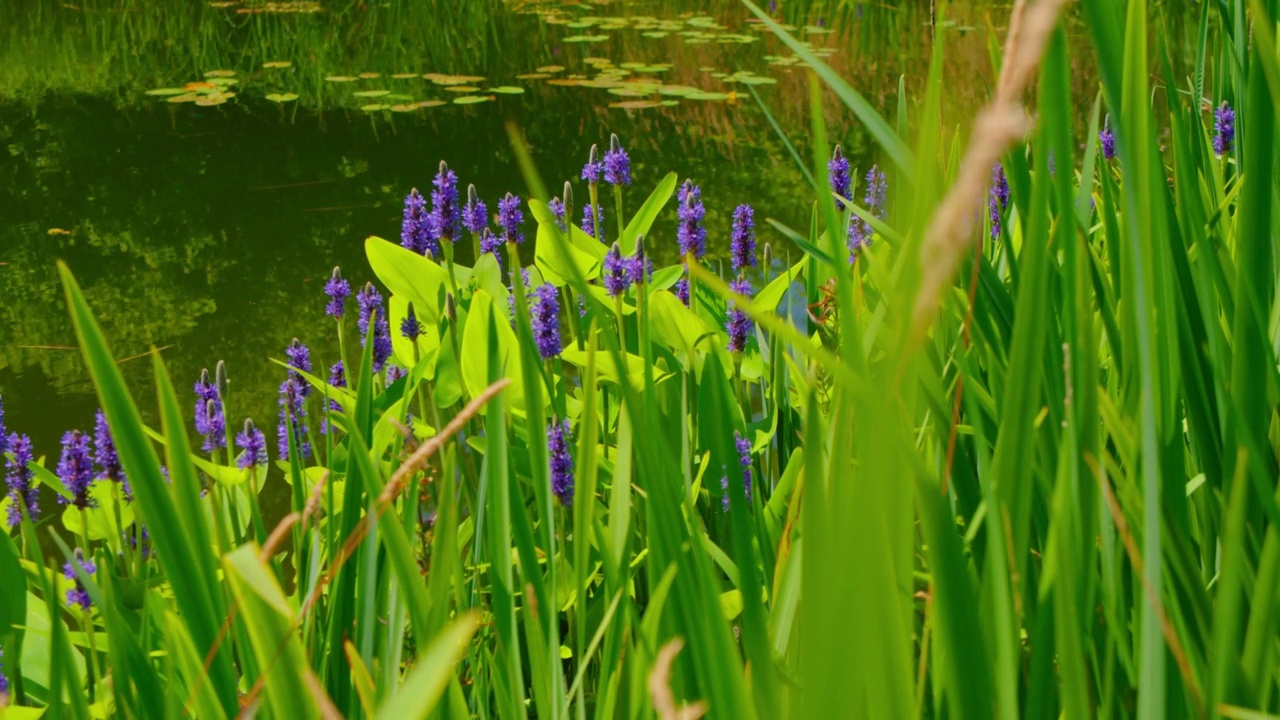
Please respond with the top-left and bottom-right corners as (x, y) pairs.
(322, 361), (345, 435)
(1100, 116), (1116, 161)
(677, 180), (706, 260)
(530, 284), (562, 360)
(431, 162), (460, 242)
(277, 377), (311, 461)
(498, 193), (524, 244)
(1213, 102), (1235, 157)
(603, 243), (634, 296)
(386, 365), (407, 385)
(401, 188), (438, 256)
(848, 165), (887, 256)
(720, 431), (753, 511)
(94, 410), (129, 499)
(4, 434), (37, 527)
(989, 162), (1010, 239)
(828, 144), (852, 207)
(726, 278), (753, 353)
(547, 197), (567, 232)
(286, 339), (312, 393)
(325, 267), (351, 319)
(604, 134), (631, 187)
(581, 144), (603, 184)
(64, 549), (96, 610)
(730, 204), (756, 272)
(547, 417), (574, 504)
(57, 430), (95, 509)
(582, 203), (602, 240)
(673, 277), (690, 307)
(479, 229), (503, 267)
(236, 420), (268, 470)
(401, 304), (423, 342)
(463, 184), (488, 236)
(193, 369), (226, 453)
(0, 396), (6, 455)
(357, 283), (393, 373)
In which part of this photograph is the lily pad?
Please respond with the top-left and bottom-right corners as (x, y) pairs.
(352, 89), (391, 97)
(262, 60), (293, 69)
(209, 77), (239, 86)
(607, 87), (653, 97)
(204, 69), (236, 78)
(389, 104), (419, 112)
(609, 100), (664, 109)
(146, 88), (191, 96)
(642, 31), (670, 38)
(265, 93), (299, 102)
(685, 91), (729, 101)
(167, 93), (200, 103)
(564, 35), (610, 43)
(452, 95), (491, 105)
(414, 100), (447, 108)
(443, 85), (481, 93)
(325, 75), (358, 82)
(658, 85), (701, 96)
(360, 103), (390, 111)
(489, 86), (525, 95)
(731, 75), (777, 86)
(515, 73), (552, 80)
(536, 65), (565, 73)
(390, 73), (420, 79)
(194, 94), (231, 106)
(358, 72), (382, 79)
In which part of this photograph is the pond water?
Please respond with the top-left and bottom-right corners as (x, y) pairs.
(0, 0), (1033, 521)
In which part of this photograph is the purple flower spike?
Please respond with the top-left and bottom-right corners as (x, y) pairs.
(236, 420), (268, 470)
(58, 430), (95, 510)
(357, 283), (393, 373)
(720, 430), (753, 511)
(530, 284), (563, 360)
(673, 276), (690, 307)
(286, 339), (312, 393)
(582, 203), (603, 241)
(93, 409), (129, 499)
(603, 243), (633, 296)
(547, 417), (574, 504)
(401, 188), (438, 256)
(603, 134), (631, 187)
(581, 144), (603, 184)
(989, 162), (1010, 239)
(325, 267), (351, 319)
(865, 165), (887, 219)
(480, 228), (504, 267)
(1213, 101), (1235, 157)
(676, 180), (706, 260)
(726, 277), (753, 353)
(194, 369), (227, 453)
(386, 365), (407, 385)
(828, 144), (851, 208)
(730, 204), (756, 272)
(498, 193), (525, 244)
(548, 197), (567, 232)
(401, 304), (423, 342)
(431, 161), (460, 243)
(1100, 116), (1116, 161)
(322, 362), (345, 435)
(277, 378), (311, 461)
(5, 434), (37, 527)
(0, 396), (7, 455)
(63, 549), (96, 610)
(462, 184), (488, 236)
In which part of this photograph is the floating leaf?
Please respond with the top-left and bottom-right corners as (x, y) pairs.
(146, 88), (190, 96)
(489, 86), (525, 95)
(390, 73), (420, 79)
(167, 93), (200, 103)
(262, 61), (292, 69)
(360, 104), (390, 111)
(184, 81), (218, 91)
(607, 87), (652, 97)
(47, 228), (70, 235)
(414, 100), (447, 108)
(389, 104), (418, 112)
(194, 94), (230, 106)
(609, 100), (664, 109)
(443, 85), (481, 93)
(452, 95), (491, 105)
(424, 73), (485, 85)
(515, 72), (552, 80)
(204, 69), (236, 78)
(564, 35), (610, 43)
(536, 64), (565, 73)
(547, 79), (585, 87)
(685, 91), (729, 101)
(658, 85), (701, 97)
(358, 72), (381, 79)
(325, 75), (358, 82)
(352, 90), (391, 97)
(265, 93), (299, 102)
(208, 77), (239, 86)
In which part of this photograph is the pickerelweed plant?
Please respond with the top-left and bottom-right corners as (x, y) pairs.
(2, 0), (1280, 718)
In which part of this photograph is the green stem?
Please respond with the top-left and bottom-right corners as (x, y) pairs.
(612, 185), (625, 244)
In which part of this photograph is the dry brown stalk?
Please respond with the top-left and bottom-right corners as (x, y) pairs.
(648, 639), (709, 720)
(912, 0), (1072, 341)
